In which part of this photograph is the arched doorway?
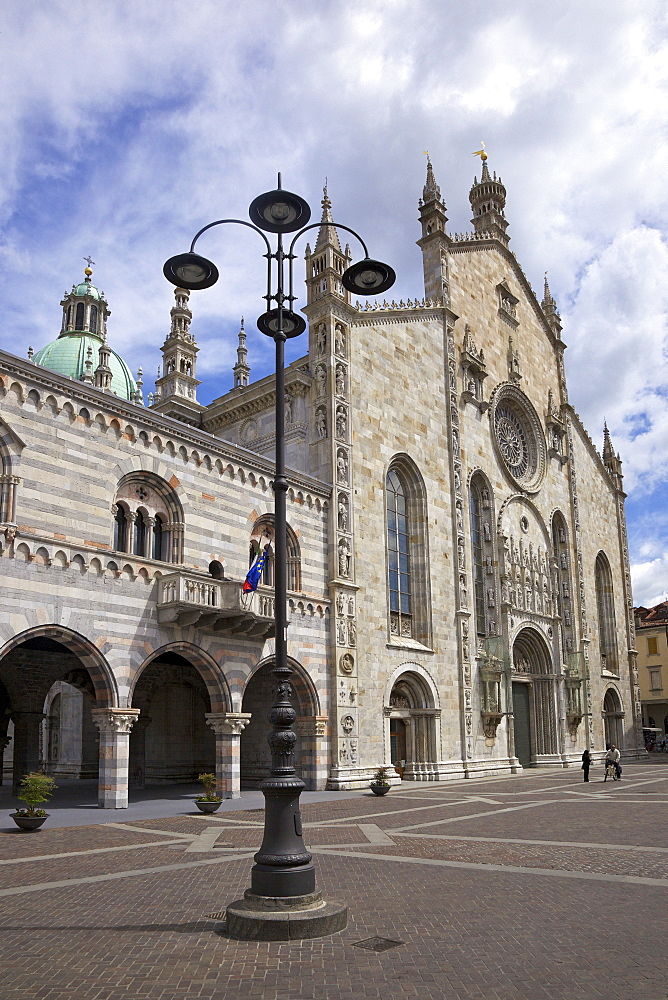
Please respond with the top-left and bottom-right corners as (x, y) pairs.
(130, 652), (215, 785)
(240, 657), (321, 790)
(511, 628), (559, 766)
(0, 629), (116, 793)
(385, 669), (440, 780)
(603, 688), (624, 748)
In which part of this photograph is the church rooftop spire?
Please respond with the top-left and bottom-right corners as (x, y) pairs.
(314, 182), (342, 251)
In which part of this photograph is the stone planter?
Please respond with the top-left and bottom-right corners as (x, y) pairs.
(369, 784), (390, 796)
(195, 799), (222, 814)
(11, 813), (49, 831)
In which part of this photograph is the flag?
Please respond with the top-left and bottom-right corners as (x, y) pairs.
(243, 543), (270, 593)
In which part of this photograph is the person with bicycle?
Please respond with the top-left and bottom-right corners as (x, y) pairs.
(605, 744), (621, 779)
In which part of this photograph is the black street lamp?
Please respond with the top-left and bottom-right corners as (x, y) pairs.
(163, 175), (395, 940)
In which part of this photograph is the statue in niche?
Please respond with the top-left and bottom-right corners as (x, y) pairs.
(481, 487), (490, 509)
(337, 450), (348, 484)
(562, 582), (570, 598)
(449, 358), (457, 389)
(462, 620), (470, 661)
(315, 365), (326, 395)
(349, 739), (358, 764)
(485, 555), (493, 575)
(483, 522), (491, 542)
(284, 397), (293, 425)
(335, 323), (346, 356)
(335, 364), (346, 395)
(456, 503), (464, 534)
(316, 324), (327, 354)
(458, 536), (465, 568)
(526, 584), (533, 610)
(337, 494), (349, 530)
(348, 619), (356, 645)
(337, 619), (347, 645)
(564, 609), (571, 626)
(336, 593), (345, 616)
(459, 575), (468, 608)
(454, 467), (461, 492)
(336, 406), (347, 439)
(487, 588), (496, 607)
(535, 588), (542, 613)
(560, 552), (568, 569)
(559, 527), (566, 543)
(315, 407), (327, 438)
(338, 537), (351, 577)
(348, 596), (354, 616)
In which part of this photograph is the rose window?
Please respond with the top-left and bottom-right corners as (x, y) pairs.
(495, 406), (529, 478)
(491, 388), (545, 491)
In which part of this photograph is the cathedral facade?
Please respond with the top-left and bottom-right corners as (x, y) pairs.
(0, 159), (641, 807)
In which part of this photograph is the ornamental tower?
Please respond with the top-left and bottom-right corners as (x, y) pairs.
(469, 156), (509, 246)
(152, 287), (204, 426)
(416, 156), (450, 305)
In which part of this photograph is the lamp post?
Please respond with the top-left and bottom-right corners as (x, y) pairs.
(163, 175), (395, 940)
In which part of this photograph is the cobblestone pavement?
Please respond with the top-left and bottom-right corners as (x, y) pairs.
(1, 764), (668, 1000)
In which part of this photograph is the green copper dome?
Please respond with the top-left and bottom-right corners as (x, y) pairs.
(33, 333), (137, 401)
(74, 281), (103, 301)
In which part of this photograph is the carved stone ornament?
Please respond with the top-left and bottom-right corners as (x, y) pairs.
(91, 709), (140, 736)
(341, 714), (355, 734)
(482, 712), (504, 740)
(339, 653), (354, 674)
(566, 713), (583, 739)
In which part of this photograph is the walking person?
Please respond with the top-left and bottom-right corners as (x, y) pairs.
(581, 748), (592, 782)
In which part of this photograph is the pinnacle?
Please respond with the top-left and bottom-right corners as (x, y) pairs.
(314, 183), (342, 251)
(422, 156), (443, 206)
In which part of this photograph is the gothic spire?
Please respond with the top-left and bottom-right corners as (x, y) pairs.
(421, 154), (444, 207)
(314, 182), (341, 251)
(541, 272), (562, 337)
(469, 153), (509, 246)
(602, 422), (624, 487)
(233, 317), (250, 388)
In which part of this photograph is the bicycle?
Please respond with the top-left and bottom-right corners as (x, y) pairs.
(604, 761), (619, 781)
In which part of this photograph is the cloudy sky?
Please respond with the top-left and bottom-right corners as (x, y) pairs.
(1, 0), (666, 605)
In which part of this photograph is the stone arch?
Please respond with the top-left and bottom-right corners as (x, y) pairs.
(113, 469), (185, 563)
(384, 662), (440, 780)
(511, 626), (559, 766)
(603, 686), (624, 748)
(240, 655), (321, 789)
(0, 625), (118, 708)
(129, 641), (230, 714)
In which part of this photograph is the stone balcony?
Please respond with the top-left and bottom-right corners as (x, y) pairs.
(157, 572), (275, 637)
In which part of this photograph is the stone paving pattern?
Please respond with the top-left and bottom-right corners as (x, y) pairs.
(1, 766), (667, 999)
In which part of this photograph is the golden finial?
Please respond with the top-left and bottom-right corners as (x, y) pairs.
(83, 255), (95, 278)
(472, 141), (488, 161)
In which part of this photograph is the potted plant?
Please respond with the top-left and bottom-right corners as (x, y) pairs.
(195, 772), (222, 813)
(369, 766), (393, 796)
(11, 771), (57, 830)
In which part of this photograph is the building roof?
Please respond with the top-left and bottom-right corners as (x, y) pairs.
(634, 600), (668, 627)
(33, 332), (137, 401)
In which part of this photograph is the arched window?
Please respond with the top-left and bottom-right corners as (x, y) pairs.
(249, 516), (301, 592)
(90, 305), (98, 334)
(469, 482), (485, 636)
(595, 552), (618, 673)
(113, 474), (183, 563)
(209, 560), (224, 579)
(113, 505), (128, 551)
(552, 512), (574, 659)
(385, 457), (430, 645)
(387, 469), (411, 631)
(75, 302), (85, 329)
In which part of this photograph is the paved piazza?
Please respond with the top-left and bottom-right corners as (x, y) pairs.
(1, 763), (667, 1000)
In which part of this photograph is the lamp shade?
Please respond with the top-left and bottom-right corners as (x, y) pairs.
(249, 189), (311, 234)
(163, 252), (219, 290)
(257, 309), (306, 339)
(342, 258), (396, 296)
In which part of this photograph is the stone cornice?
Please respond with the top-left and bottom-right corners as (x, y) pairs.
(562, 404), (624, 497)
(0, 349), (328, 498)
(202, 359), (311, 431)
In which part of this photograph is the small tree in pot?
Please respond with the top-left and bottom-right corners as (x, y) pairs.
(370, 766), (393, 796)
(195, 772), (222, 813)
(11, 771), (57, 830)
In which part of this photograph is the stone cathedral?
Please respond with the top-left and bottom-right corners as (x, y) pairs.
(0, 157), (641, 808)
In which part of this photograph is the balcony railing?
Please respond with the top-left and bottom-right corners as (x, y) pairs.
(157, 572), (275, 637)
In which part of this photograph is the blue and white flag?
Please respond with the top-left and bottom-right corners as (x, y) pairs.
(243, 543), (270, 593)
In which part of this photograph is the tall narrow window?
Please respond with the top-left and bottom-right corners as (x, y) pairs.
(387, 469), (412, 637)
(595, 552), (619, 673)
(113, 506), (128, 551)
(469, 484), (486, 636)
(133, 512), (146, 556)
(152, 515), (164, 560)
(90, 305), (98, 334)
(75, 302), (85, 329)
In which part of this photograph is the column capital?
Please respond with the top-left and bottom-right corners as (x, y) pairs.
(205, 712), (252, 736)
(91, 708), (140, 735)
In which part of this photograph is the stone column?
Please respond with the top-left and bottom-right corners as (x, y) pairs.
(0, 735), (11, 787)
(91, 709), (140, 808)
(205, 712), (251, 799)
(11, 711), (45, 793)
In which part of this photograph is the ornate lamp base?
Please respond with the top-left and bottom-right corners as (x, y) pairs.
(224, 889), (347, 941)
